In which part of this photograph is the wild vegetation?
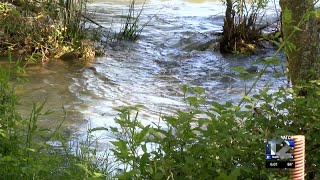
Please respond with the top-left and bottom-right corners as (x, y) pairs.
(106, 4), (320, 177)
(0, 0), (97, 63)
(220, 0), (271, 54)
(279, 0), (320, 86)
(114, 0), (160, 41)
(0, 0), (156, 63)
(0, 53), (110, 178)
(115, 0), (146, 41)
(108, 85), (320, 179)
(1, 0), (320, 179)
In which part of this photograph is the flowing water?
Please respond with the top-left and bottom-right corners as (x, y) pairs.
(13, 0), (286, 142)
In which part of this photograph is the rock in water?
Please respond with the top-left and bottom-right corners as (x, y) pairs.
(59, 52), (79, 61)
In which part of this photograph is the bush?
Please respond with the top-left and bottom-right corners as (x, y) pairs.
(108, 85), (320, 179)
(0, 0), (96, 62)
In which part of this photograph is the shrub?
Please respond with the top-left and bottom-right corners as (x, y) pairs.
(108, 85), (320, 179)
(0, 0), (97, 62)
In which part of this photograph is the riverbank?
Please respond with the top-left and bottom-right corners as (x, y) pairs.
(0, 53), (110, 178)
(2, 0), (320, 179)
(14, 0), (286, 148)
(0, 1), (98, 63)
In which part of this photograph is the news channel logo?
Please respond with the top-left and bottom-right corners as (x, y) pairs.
(265, 136), (295, 168)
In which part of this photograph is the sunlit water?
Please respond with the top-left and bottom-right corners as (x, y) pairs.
(12, 0), (286, 143)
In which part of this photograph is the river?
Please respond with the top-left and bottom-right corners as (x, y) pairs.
(13, 0), (286, 143)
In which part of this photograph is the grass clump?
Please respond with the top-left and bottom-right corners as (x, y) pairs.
(116, 0), (159, 41)
(116, 0), (146, 41)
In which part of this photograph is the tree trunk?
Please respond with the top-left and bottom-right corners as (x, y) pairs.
(220, 0), (234, 53)
(279, 0), (320, 86)
(280, 2), (320, 178)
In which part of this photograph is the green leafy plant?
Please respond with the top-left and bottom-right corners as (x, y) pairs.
(106, 83), (320, 179)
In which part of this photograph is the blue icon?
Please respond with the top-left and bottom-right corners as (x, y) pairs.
(288, 140), (294, 147)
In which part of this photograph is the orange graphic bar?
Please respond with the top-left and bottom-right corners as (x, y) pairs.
(291, 135), (305, 180)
